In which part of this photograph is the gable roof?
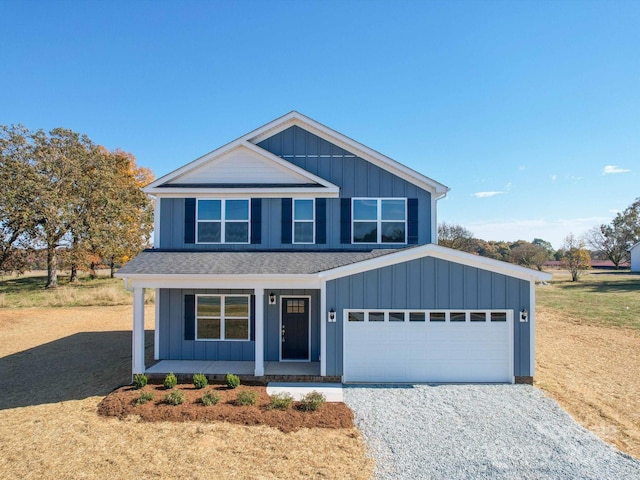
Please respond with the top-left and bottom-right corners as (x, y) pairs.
(116, 244), (551, 284)
(145, 111), (449, 198)
(116, 249), (401, 276)
(146, 138), (339, 197)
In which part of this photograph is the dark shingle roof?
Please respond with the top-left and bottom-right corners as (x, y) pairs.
(117, 249), (403, 276)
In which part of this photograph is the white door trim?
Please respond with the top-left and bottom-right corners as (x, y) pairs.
(279, 295), (312, 362)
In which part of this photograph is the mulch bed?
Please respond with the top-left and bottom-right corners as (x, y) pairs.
(98, 384), (354, 433)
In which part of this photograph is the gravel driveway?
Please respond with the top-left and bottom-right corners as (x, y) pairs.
(344, 385), (640, 480)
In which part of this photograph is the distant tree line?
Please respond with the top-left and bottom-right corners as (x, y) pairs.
(438, 222), (555, 271)
(0, 124), (154, 287)
(438, 224), (594, 281)
(585, 198), (640, 269)
(439, 197), (640, 282)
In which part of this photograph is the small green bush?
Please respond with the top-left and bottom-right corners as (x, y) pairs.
(201, 390), (221, 406)
(226, 373), (240, 389)
(299, 391), (326, 411)
(193, 373), (208, 389)
(133, 391), (154, 406)
(268, 392), (294, 410)
(163, 390), (186, 406)
(132, 373), (148, 389)
(236, 390), (258, 406)
(163, 372), (178, 389)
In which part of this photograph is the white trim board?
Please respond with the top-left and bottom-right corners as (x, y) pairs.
(144, 111), (449, 198)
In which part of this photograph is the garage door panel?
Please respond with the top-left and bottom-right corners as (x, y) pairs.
(343, 310), (513, 383)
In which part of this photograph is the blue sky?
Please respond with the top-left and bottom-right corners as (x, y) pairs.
(1, 0), (638, 249)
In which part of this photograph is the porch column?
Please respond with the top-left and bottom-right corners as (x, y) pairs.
(132, 287), (146, 377)
(154, 288), (160, 360)
(320, 283), (327, 376)
(254, 288), (265, 376)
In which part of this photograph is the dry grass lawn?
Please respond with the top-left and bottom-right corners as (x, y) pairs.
(0, 306), (373, 480)
(536, 300), (640, 459)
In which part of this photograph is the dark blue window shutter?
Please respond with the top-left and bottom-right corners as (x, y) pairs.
(315, 198), (326, 244)
(251, 198), (262, 244)
(184, 198), (196, 244)
(281, 198), (292, 244)
(407, 198), (419, 244)
(184, 294), (195, 341)
(340, 198), (351, 244)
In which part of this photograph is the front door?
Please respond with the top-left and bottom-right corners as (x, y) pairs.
(281, 297), (310, 360)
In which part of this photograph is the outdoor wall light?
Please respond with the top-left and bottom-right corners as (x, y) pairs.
(520, 309), (529, 322)
(269, 292), (276, 305)
(329, 309), (336, 322)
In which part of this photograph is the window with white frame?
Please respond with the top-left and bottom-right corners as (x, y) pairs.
(345, 309), (511, 323)
(352, 198), (407, 243)
(196, 295), (250, 340)
(197, 199), (250, 243)
(293, 199), (315, 244)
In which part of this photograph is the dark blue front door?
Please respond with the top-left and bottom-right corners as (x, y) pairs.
(281, 298), (309, 360)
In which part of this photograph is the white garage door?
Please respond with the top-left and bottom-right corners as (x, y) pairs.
(343, 310), (513, 383)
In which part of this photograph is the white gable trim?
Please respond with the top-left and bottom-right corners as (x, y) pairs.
(146, 111), (449, 198)
(246, 111), (450, 198)
(146, 140), (339, 196)
(318, 244), (552, 283)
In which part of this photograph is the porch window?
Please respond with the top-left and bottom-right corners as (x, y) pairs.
(293, 199), (315, 244)
(196, 294), (250, 340)
(352, 198), (407, 243)
(196, 199), (250, 243)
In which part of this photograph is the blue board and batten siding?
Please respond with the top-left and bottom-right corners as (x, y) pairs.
(159, 126), (432, 250)
(157, 289), (320, 362)
(324, 257), (531, 377)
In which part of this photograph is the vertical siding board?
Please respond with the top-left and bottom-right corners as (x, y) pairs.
(363, 270), (379, 307)
(464, 266), (479, 308)
(407, 259), (422, 309)
(350, 274), (365, 309)
(392, 263), (407, 309)
(478, 270), (493, 308)
(421, 257), (436, 307)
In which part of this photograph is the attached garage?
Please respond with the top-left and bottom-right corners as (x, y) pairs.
(322, 245), (551, 384)
(343, 309), (513, 383)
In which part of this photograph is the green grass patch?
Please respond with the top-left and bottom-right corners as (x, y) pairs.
(537, 270), (640, 329)
(0, 270), (154, 308)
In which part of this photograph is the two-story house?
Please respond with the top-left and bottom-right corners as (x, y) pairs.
(117, 112), (551, 384)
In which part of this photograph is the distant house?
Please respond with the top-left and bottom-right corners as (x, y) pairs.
(116, 112), (550, 384)
(631, 242), (640, 273)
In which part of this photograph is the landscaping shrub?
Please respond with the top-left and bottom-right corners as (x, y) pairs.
(163, 390), (186, 406)
(132, 373), (148, 389)
(299, 391), (326, 411)
(236, 390), (258, 406)
(226, 373), (240, 389)
(201, 390), (221, 406)
(133, 391), (154, 406)
(163, 372), (177, 389)
(268, 392), (294, 410)
(193, 373), (208, 389)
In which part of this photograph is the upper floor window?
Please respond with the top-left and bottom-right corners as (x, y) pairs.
(352, 198), (406, 244)
(293, 199), (315, 244)
(197, 199), (250, 243)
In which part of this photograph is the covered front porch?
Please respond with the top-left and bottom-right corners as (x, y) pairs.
(127, 281), (329, 381)
(144, 360), (339, 383)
